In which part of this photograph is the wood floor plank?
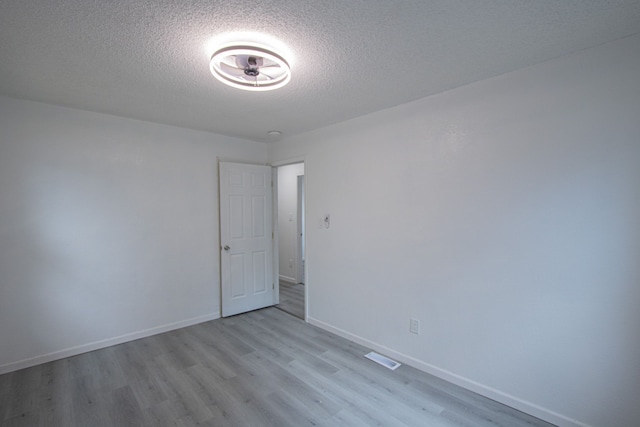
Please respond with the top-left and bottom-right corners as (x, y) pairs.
(318, 348), (446, 417)
(241, 351), (343, 421)
(153, 359), (215, 423)
(108, 385), (145, 427)
(38, 400), (74, 427)
(3, 411), (40, 427)
(69, 373), (111, 426)
(245, 309), (329, 356)
(181, 337), (239, 382)
(223, 319), (296, 366)
(318, 408), (377, 427)
(276, 281), (305, 319)
(143, 399), (188, 427)
(284, 356), (433, 427)
(0, 307), (557, 426)
(127, 375), (169, 410)
(92, 346), (129, 392)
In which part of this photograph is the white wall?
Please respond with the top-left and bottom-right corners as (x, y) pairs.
(269, 34), (640, 427)
(0, 97), (267, 373)
(277, 163), (305, 282)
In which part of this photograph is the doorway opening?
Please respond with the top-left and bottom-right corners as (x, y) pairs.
(275, 162), (305, 320)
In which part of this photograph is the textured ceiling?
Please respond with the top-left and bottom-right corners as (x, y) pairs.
(1, 1), (639, 142)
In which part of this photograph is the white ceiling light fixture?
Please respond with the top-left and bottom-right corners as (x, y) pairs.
(210, 43), (291, 91)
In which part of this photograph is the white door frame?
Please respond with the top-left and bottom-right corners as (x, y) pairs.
(296, 175), (305, 284)
(217, 158), (306, 320)
(271, 166), (280, 306)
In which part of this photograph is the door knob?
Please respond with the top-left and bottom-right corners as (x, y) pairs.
(223, 245), (230, 251)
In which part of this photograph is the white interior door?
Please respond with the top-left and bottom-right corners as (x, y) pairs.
(220, 162), (273, 317)
(296, 174), (305, 284)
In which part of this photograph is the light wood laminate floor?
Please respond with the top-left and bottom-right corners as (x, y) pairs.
(276, 281), (304, 320)
(0, 308), (556, 426)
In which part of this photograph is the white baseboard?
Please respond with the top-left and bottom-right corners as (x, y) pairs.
(0, 312), (220, 375)
(307, 316), (591, 427)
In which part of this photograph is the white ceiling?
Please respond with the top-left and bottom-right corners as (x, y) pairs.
(1, 1), (639, 142)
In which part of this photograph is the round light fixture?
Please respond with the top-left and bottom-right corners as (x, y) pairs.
(210, 43), (291, 91)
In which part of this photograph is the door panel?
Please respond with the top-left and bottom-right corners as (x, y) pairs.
(220, 162), (273, 317)
(252, 251), (267, 292)
(252, 196), (266, 237)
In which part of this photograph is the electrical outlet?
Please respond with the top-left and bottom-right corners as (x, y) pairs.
(410, 318), (420, 334)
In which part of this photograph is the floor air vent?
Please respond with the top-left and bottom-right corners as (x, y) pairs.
(364, 352), (401, 370)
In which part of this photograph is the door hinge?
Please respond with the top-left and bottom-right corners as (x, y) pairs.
(272, 283), (275, 289)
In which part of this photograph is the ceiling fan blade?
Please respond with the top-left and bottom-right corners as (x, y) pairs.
(259, 65), (284, 78)
(233, 54), (250, 68)
(219, 55), (238, 68)
(219, 62), (246, 77)
(261, 57), (280, 67)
